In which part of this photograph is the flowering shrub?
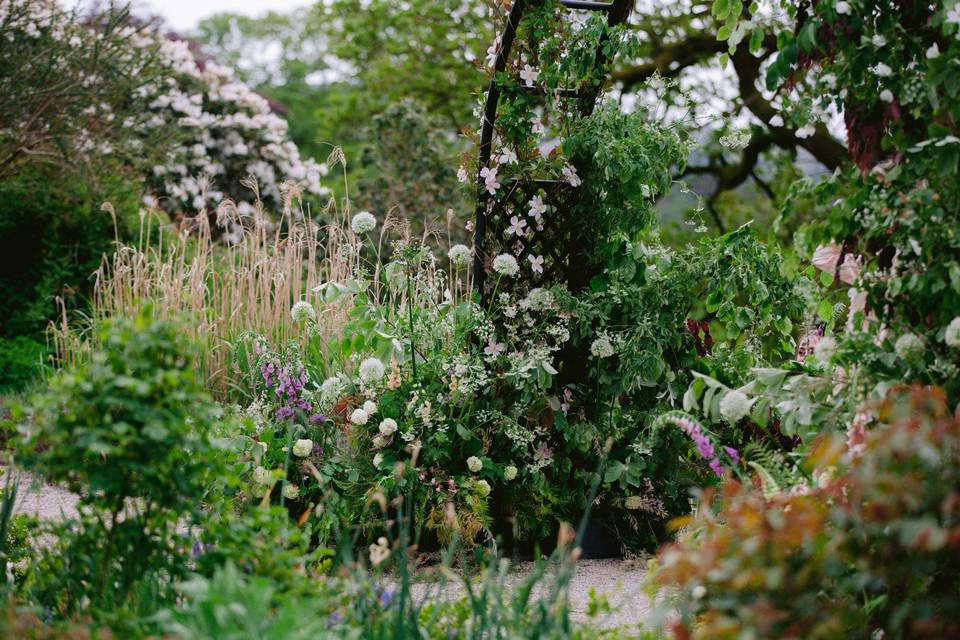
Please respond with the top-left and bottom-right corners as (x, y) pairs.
(2, 0), (328, 221)
(654, 386), (960, 639)
(141, 37), (330, 218)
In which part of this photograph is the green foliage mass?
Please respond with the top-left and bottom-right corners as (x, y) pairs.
(0, 166), (142, 338)
(16, 309), (220, 619)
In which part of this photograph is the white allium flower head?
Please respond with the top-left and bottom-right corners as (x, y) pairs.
(292, 439), (313, 458)
(351, 408), (370, 425)
(879, 89), (894, 103)
(358, 357), (386, 384)
(252, 466), (273, 485)
(351, 210), (377, 234)
(504, 465), (518, 481)
(282, 483), (299, 500)
(493, 253), (519, 277)
(363, 400), (378, 416)
(467, 456), (483, 473)
(894, 333), (925, 360)
(474, 479), (491, 497)
(448, 244), (472, 266)
(719, 389), (752, 424)
(945, 317), (960, 347)
(590, 336), (615, 359)
(379, 418), (398, 436)
(814, 336), (838, 363)
(835, 0), (850, 14)
(291, 300), (315, 322)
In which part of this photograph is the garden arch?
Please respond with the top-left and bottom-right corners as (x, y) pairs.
(472, 0), (633, 294)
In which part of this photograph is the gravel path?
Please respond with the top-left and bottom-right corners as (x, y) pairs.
(3, 467), (79, 521)
(3, 467), (655, 630)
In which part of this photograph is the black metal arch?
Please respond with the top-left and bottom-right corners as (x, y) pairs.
(471, 0), (633, 293)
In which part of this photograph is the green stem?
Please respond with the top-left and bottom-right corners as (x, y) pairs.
(407, 265), (418, 382)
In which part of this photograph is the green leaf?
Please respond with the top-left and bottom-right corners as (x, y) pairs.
(749, 27), (765, 54)
(817, 299), (834, 323)
(712, 0), (730, 19)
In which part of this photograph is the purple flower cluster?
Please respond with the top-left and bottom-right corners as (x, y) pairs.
(260, 359), (314, 422)
(672, 416), (739, 478)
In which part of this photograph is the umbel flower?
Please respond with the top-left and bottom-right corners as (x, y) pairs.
(351, 211), (377, 234)
(448, 244), (472, 266)
(474, 479), (491, 497)
(590, 335), (614, 358)
(719, 389), (751, 424)
(359, 357), (386, 384)
(379, 418), (398, 436)
(291, 300), (315, 323)
(467, 456), (483, 473)
(504, 465), (518, 481)
(292, 439), (313, 457)
(894, 333), (925, 360)
(493, 254), (519, 277)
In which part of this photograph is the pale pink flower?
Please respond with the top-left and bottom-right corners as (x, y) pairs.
(528, 195), (547, 222)
(484, 338), (505, 357)
(561, 163), (581, 187)
(812, 242), (842, 274)
(519, 64), (539, 87)
(528, 254), (544, 274)
(506, 215), (528, 237)
(480, 166), (500, 195)
(838, 253), (861, 284)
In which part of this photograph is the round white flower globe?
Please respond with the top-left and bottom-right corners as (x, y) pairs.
(351, 408), (369, 425)
(373, 452), (384, 468)
(590, 336), (615, 359)
(252, 466), (273, 485)
(813, 336), (838, 363)
(467, 456), (483, 473)
(492, 254), (519, 277)
(504, 465), (518, 481)
(351, 211), (377, 234)
(894, 333), (924, 360)
(448, 244), (472, 266)
(379, 418), (398, 436)
(363, 400), (378, 416)
(282, 483), (299, 500)
(474, 479), (491, 497)
(290, 300), (315, 323)
(358, 357), (386, 384)
(719, 389), (751, 424)
(945, 317), (960, 348)
(292, 439), (313, 458)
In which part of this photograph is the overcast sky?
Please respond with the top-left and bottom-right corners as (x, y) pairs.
(66, 0), (309, 32)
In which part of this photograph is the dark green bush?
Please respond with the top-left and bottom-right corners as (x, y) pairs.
(0, 337), (48, 396)
(0, 167), (141, 338)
